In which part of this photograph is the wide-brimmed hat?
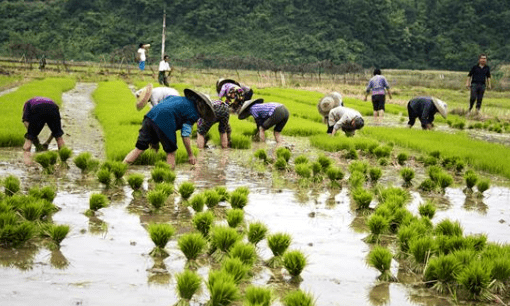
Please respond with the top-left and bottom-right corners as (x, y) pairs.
(330, 92), (343, 106)
(238, 99), (264, 120)
(432, 97), (448, 119)
(317, 96), (335, 117)
(216, 78), (240, 94)
(184, 89), (216, 122)
(135, 83), (153, 111)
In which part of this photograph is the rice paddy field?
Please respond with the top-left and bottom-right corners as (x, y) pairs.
(1, 67), (510, 306)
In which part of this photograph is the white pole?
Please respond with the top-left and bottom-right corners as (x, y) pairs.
(161, 9), (166, 60)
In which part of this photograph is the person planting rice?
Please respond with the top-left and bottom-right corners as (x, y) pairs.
(135, 83), (179, 110)
(406, 96), (447, 129)
(364, 68), (392, 124)
(237, 99), (289, 145)
(216, 78), (245, 113)
(318, 92), (343, 130)
(123, 89), (215, 168)
(196, 99), (232, 149)
(22, 97), (66, 165)
(327, 105), (365, 136)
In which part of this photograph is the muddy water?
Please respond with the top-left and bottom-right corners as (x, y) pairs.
(1, 83), (510, 305)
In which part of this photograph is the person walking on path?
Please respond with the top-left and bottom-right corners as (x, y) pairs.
(158, 55), (171, 86)
(137, 43), (150, 71)
(22, 97), (66, 165)
(238, 99), (289, 145)
(364, 68), (392, 124)
(196, 99), (231, 149)
(124, 89), (215, 169)
(407, 96), (447, 130)
(466, 54), (491, 114)
(327, 105), (365, 137)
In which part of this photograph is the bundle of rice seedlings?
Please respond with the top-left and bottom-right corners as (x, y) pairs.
(226, 209), (244, 228)
(4, 175), (20, 197)
(366, 214), (389, 243)
(189, 193), (205, 212)
(151, 167), (176, 183)
(229, 242), (257, 266)
(58, 146), (72, 164)
(456, 261), (492, 300)
(96, 168), (112, 187)
(378, 157), (389, 166)
(154, 160), (171, 170)
(294, 155), (309, 165)
(317, 154), (332, 170)
(203, 189), (221, 209)
(47, 151), (59, 166)
(436, 172), (454, 191)
(274, 157), (288, 171)
(89, 193), (109, 211)
(34, 152), (54, 173)
(178, 232), (207, 261)
(214, 186), (230, 202)
(423, 155), (438, 166)
(409, 236), (436, 267)
(179, 182), (195, 200)
(147, 190), (168, 209)
(418, 178), (436, 192)
(155, 182), (174, 197)
(373, 145), (392, 158)
(229, 190), (248, 209)
(206, 270), (240, 306)
(464, 170), (478, 191)
(110, 161), (128, 181)
(348, 171), (366, 189)
(127, 173), (145, 190)
(430, 150), (441, 159)
(73, 152), (93, 174)
(476, 178), (490, 194)
(230, 135), (251, 149)
(221, 257), (251, 284)
(283, 290), (316, 306)
(295, 164), (312, 178)
(348, 160), (369, 174)
(427, 165), (443, 182)
(367, 246), (397, 282)
(276, 147), (291, 162)
(311, 161), (322, 177)
(148, 223), (175, 257)
(20, 201), (44, 221)
(193, 211), (214, 237)
(400, 167), (415, 187)
(175, 269), (202, 305)
(368, 167), (382, 183)
(397, 152), (408, 165)
(283, 250), (307, 278)
(234, 186), (249, 196)
(247, 221), (268, 246)
(397, 225), (418, 253)
(326, 167), (344, 181)
(465, 234), (487, 252)
(424, 253), (461, 294)
(434, 219), (463, 236)
(44, 224), (70, 248)
(210, 226), (241, 253)
(487, 257), (510, 294)
(244, 286), (272, 306)
(418, 200), (436, 219)
(452, 249), (477, 266)
(254, 149), (268, 162)
(351, 188), (372, 210)
(435, 235), (467, 255)
(0, 221), (35, 247)
(267, 232), (291, 267)
(344, 147), (358, 159)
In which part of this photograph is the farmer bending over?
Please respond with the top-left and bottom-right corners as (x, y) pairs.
(328, 106), (365, 137)
(22, 97), (66, 165)
(135, 84), (180, 111)
(318, 92), (343, 132)
(237, 99), (289, 145)
(196, 99), (232, 149)
(407, 96), (447, 130)
(124, 89), (215, 169)
(216, 78), (245, 113)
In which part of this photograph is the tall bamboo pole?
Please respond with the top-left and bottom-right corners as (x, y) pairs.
(161, 9), (166, 60)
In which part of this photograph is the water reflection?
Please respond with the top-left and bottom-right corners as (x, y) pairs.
(462, 194), (488, 214)
(147, 257), (171, 286)
(88, 215), (108, 235)
(50, 249), (69, 269)
(192, 149), (229, 187)
(0, 245), (38, 270)
(368, 282), (390, 305)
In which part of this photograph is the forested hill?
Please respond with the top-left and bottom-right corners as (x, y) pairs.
(1, 0), (509, 70)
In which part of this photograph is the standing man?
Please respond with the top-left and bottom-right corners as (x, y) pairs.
(137, 43), (150, 71)
(466, 54), (491, 113)
(364, 69), (392, 124)
(158, 55), (171, 86)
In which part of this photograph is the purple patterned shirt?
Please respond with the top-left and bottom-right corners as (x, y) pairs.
(366, 75), (390, 96)
(22, 97), (56, 122)
(249, 103), (281, 126)
(218, 83), (241, 98)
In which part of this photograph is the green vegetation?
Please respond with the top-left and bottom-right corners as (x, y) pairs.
(247, 222), (268, 246)
(193, 211), (214, 237)
(175, 269), (202, 304)
(127, 173), (145, 190)
(178, 182), (195, 200)
(178, 232), (207, 261)
(89, 193), (108, 211)
(283, 250), (307, 278)
(147, 223), (175, 257)
(367, 246), (397, 282)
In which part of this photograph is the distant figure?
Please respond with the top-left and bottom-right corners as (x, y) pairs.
(238, 99), (289, 145)
(196, 100), (231, 149)
(364, 68), (392, 124)
(158, 55), (171, 86)
(466, 54), (491, 113)
(327, 106), (364, 137)
(22, 97), (66, 165)
(137, 43), (150, 71)
(407, 97), (447, 130)
(123, 89), (215, 169)
(318, 92), (343, 128)
(216, 78), (246, 112)
(135, 84), (179, 110)
(39, 55), (46, 71)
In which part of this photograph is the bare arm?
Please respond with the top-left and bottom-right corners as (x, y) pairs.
(386, 88), (392, 99)
(487, 77), (492, 90)
(182, 136), (196, 165)
(466, 76), (471, 88)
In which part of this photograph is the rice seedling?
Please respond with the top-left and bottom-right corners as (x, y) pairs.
(464, 170), (478, 191)
(276, 147), (291, 162)
(419, 178), (436, 192)
(452, 249), (477, 266)
(221, 257), (251, 284)
(244, 286), (272, 306)
(214, 186), (230, 202)
(178, 232), (207, 261)
(229, 242), (257, 267)
(430, 150), (441, 159)
(274, 157), (288, 171)
(435, 235), (467, 255)
(226, 209), (244, 228)
(247, 221), (268, 246)
(465, 234), (487, 252)
(155, 182), (174, 197)
(230, 134), (251, 149)
(179, 182), (195, 200)
(193, 211), (215, 237)
(367, 246), (397, 282)
(378, 157), (389, 166)
(427, 165), (443, 182)
(423, 155), (438, 166)
(487, 257), (510, 294)
(283, 250), (307, 278)
(4, 175), (20, 197)
(0, 221), (35, 247)
(434, 219), (463, 236)
(89, 193), (109, 211)
(20, 201), (44, 221)
(148, 223), (175, 257)
(326, 166), (344, 181)
(397, 225), (418, 253)
(476, 178), (490, 194)
(373, 145), (392, 158)
(154, 160), (171, 170)
(455, 160), (466, 173)
(73, 152), (94, 174)
(96, 168), (112, 187)
(189, 193), (205, 212)
(210, 226), (241, 253)
(397, 152), (408, 165)
(127, 173), (145, 190)
(58, 146), (72, 163)
(366, 214), (389, 243)
(310, 161), (322, 177)
(368, 167), (382, 183)
(151, 167), (176, 183)
(317, 154), (333, 170)
(206, 270), (240, 306)
(47, 151), (59, 166)
(457, 260), (492, 300)
(267, 232), (292, 267)
(418, 200), (436, 219)
(34, 152), (55, 173)
(348, 171), (366, 189)
(254, 149), (268, 162)
(400, 167), (415, 187)
(282, 290), (316, 306)
(344, 147), (358, 159)
(294, 155), (309, 165)
(295, 164), (312, 178)
(147, 190), (168, 209)
(175, 269), (202, 304)
(424, 253), (461, 294)
(229, 190), (248, 209)
(351, 188), (372, 210)
(110, 161), (128, 181)
(409, 236), (436, 266)
(348, 160), (369, 174)
(436, 172), (454, 191)
(44, 224), (70, 248)
(201, 189), (220, 209)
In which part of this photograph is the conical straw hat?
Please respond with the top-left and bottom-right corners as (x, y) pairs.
(432, 97), (447, 119)
(216, 78), (240, 94)
(317, 96), (336, 117)
(184, 89), (216, 122)
(238, 99), (264, 120)
(135, 83), (153, 111)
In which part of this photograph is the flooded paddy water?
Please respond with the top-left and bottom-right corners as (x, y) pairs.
(1, 84), (510, 306)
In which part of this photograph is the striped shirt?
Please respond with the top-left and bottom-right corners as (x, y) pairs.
(366, 75), (390, 96)
(250, 103), (280, 126)
(218, 83), (241, 98)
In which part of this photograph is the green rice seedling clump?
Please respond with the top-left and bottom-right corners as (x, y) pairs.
(283, 250), (307, 278)
(178, 232), (207, 261)
(373, 145), (392, 158)
(295, 164), (312, 178)
(378, 157), (389, 166)
(397, 225), (418, 253)
(348, 171), (366, 189)
(175, 269), (202, 302)
(352, 188), (372, 210)
(89, 193), (109, 211)
(221, 257), (251, 284)
(0, 221), (36, 247)
(229, 242), (257, 267)
(487, 257), (510, 294)
(154, 160), (171, 170)
(34, 153), (54, 173)
(226, 209), (244, 228)
(326, 166), (344, 181)
(419, 178), (436, 192)
(423, 253), (461, 294)
(430, 150), (441, 159)
(276, 147), (291, 162)
(367, 245), (396, 282)
(410, 236), (436, 265)
(247, 221), (268, 246)
(274, 157), (288, 171)
(97, 168), (112, 187)
(204, 189), (221, 208)
(283, 290), (316, 306)
(189, 193), (205, 212)
(418, 200), (436, 219)
(148, 223), (175, 257)
(210, 226), (241, 253)
(311, 161), (322, 177)
(368, 167), (382, 183)
(427, 165), (443, 182)
(436, 172), (454, 190)
(46, 151), (59, 166)
(192, 210), (215, 237)
(367, 214), (389, 241)
(206, 270), (240, 306)
(44, 224), (70, 247)
(317, 154), (333, 170)
(155, 182), (174, 196)
(127, 173), (145, 190)
(179, 181), (195, 200)
(348, 160), (369, 174)
(147, 190), (168, 209)
(234, 186), (249, 196)
(400, 167), (415, 186)
(476, 178), (490, 194)
(254, 149), (268, 162)
(434, 219), (463, 236)
(465, 234), (487, 252)
(464, 170), (478, 190)
(397, 152), (408, 165)
(423, 155), (438, 166)
(294, 155), (308, 165)
(230, 134), (251, 149)
(229, 190), (248, 209)
(20, 201), (44, 221)
(267, 232), (292, 257)
(110, 161), (128, 180)
(58, 146), (72, 163)
(244, 286), (272, 306)
(151, 167), (176, 183)
(4, 175), (20, 197)
(456, 260), (491, 299)
(344, 147), (358, 160)
(73, 152), (93, 173)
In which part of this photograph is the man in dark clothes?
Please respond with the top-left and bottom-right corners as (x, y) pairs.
(466, 54), (491, 113)
(407, 97), (447, 130)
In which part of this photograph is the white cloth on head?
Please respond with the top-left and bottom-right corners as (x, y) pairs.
(328, 106), (362, 131)
(150, 87), (179, 107)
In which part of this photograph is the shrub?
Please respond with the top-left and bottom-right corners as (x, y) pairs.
(247, 222), (268, 246)
(127, 173), (145, 190)
(189, 193), (205, 212)
(193, 211), (214, 237)
(397, 152), (408, 165)
(179, 182), (195, 200)
(178, 232), (207, 261)
(283, 250), (307, 278)
(89, 193), (108, 211)
(226, 209), (244, 228)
